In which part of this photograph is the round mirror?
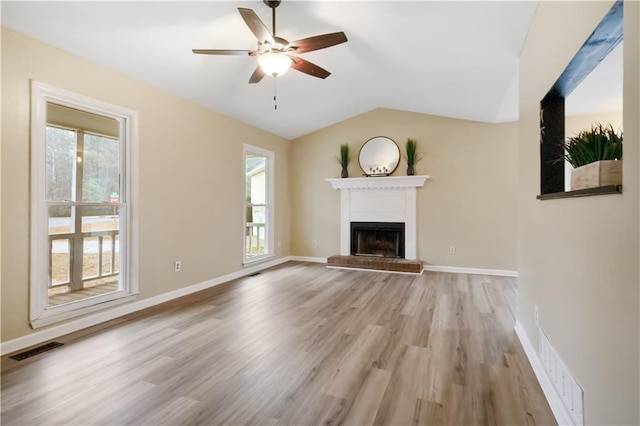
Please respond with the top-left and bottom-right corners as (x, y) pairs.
(358, 136), (400, 176)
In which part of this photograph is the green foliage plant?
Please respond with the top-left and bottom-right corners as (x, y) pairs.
(404, 138), (422, 167)
(560, 123), (623, 168)
(337, 143), (350, 168)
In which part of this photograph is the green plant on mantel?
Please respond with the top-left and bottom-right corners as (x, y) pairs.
(337, 143), (350, 178)
(404, 138), (423, 175)
(559, 123), (623, 168)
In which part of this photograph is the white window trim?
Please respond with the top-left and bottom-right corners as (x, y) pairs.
(30, 81), (139, 328)
(243, 144), (275, 266)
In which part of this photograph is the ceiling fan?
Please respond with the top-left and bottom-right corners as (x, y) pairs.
(192, 0), (348, 84)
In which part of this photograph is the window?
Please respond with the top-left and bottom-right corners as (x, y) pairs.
(30, 81), (138, 328)
(244, 144), (274, 264)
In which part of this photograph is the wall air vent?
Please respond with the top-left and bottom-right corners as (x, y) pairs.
(539, 329), (584, 425)
(9, 341), (64, 361)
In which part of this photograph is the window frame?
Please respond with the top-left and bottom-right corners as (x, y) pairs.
(30, 81), (139, 328)
(243, 144), (275, 265)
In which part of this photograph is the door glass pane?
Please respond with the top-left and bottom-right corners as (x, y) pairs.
(245, 153), (267, 258)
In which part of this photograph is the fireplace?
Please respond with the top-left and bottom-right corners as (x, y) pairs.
(327, 176), (428, 273)
(326, 175), (428, 260)
(351, 222), (405, 258)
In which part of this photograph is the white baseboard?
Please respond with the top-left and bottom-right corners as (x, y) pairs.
(423, 265), (518, 277)
(514, 321), (575, 426)
(0, 256), (292, 356)
(289, 256), (327, 263)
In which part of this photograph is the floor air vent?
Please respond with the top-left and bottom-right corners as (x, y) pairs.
(9, 342), (64, 361)
(248, 272), (261, 277)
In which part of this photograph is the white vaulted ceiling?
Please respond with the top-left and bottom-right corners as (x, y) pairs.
(2, 1), (614, 140)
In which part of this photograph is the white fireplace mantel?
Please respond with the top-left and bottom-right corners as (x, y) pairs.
(326, 175), (428, 190)
(326, 175), (429, 260)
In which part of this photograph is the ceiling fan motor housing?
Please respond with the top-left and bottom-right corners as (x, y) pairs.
(263, 1), (281, 9)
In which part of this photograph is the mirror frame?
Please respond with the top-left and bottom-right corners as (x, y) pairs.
(358, 136), (401, 177)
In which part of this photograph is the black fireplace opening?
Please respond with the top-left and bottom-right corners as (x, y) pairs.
(350, 222), (405, 258)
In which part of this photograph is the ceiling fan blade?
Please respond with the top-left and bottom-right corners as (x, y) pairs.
(192, 49), (251, 56)
(249, 65), (266, 84)
(291, 57), (331, 79)
(289, 32), (348, 54)
(238, 8), (275, 45)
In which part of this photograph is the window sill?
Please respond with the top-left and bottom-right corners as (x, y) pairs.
(537, 185), (621, 200)
(30, 292), (139, 329)
(243, 254), (275, 267)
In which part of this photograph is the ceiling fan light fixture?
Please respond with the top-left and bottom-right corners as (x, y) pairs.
(258, 52), (292, 77)
(192, 4), (347, 84)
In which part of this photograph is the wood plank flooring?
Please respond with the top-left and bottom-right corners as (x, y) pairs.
(1, 262), (556, 425)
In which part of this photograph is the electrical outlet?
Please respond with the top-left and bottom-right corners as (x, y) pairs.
(449, 246), (456, 254)
(312, 240), (317, 247)
(174, 261), (182, 272)
(534, 304), (539, 326)
(277, 240), (281, 248)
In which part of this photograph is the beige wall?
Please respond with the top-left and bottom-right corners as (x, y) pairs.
(290, 108), (518, 271)
(1, 28), (291, 342)
(517, 2), (639, 424)
(566, 110), (623, 136)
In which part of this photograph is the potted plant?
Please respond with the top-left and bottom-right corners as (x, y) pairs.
(560, 123), (623, 190)
(404, 138), (423, 176)
(337, 143), (350, 178)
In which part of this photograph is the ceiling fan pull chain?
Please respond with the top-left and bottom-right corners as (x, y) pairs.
(274, 79), (278, 110)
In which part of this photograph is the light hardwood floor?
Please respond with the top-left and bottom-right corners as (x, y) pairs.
(1, 262), (556, 425)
